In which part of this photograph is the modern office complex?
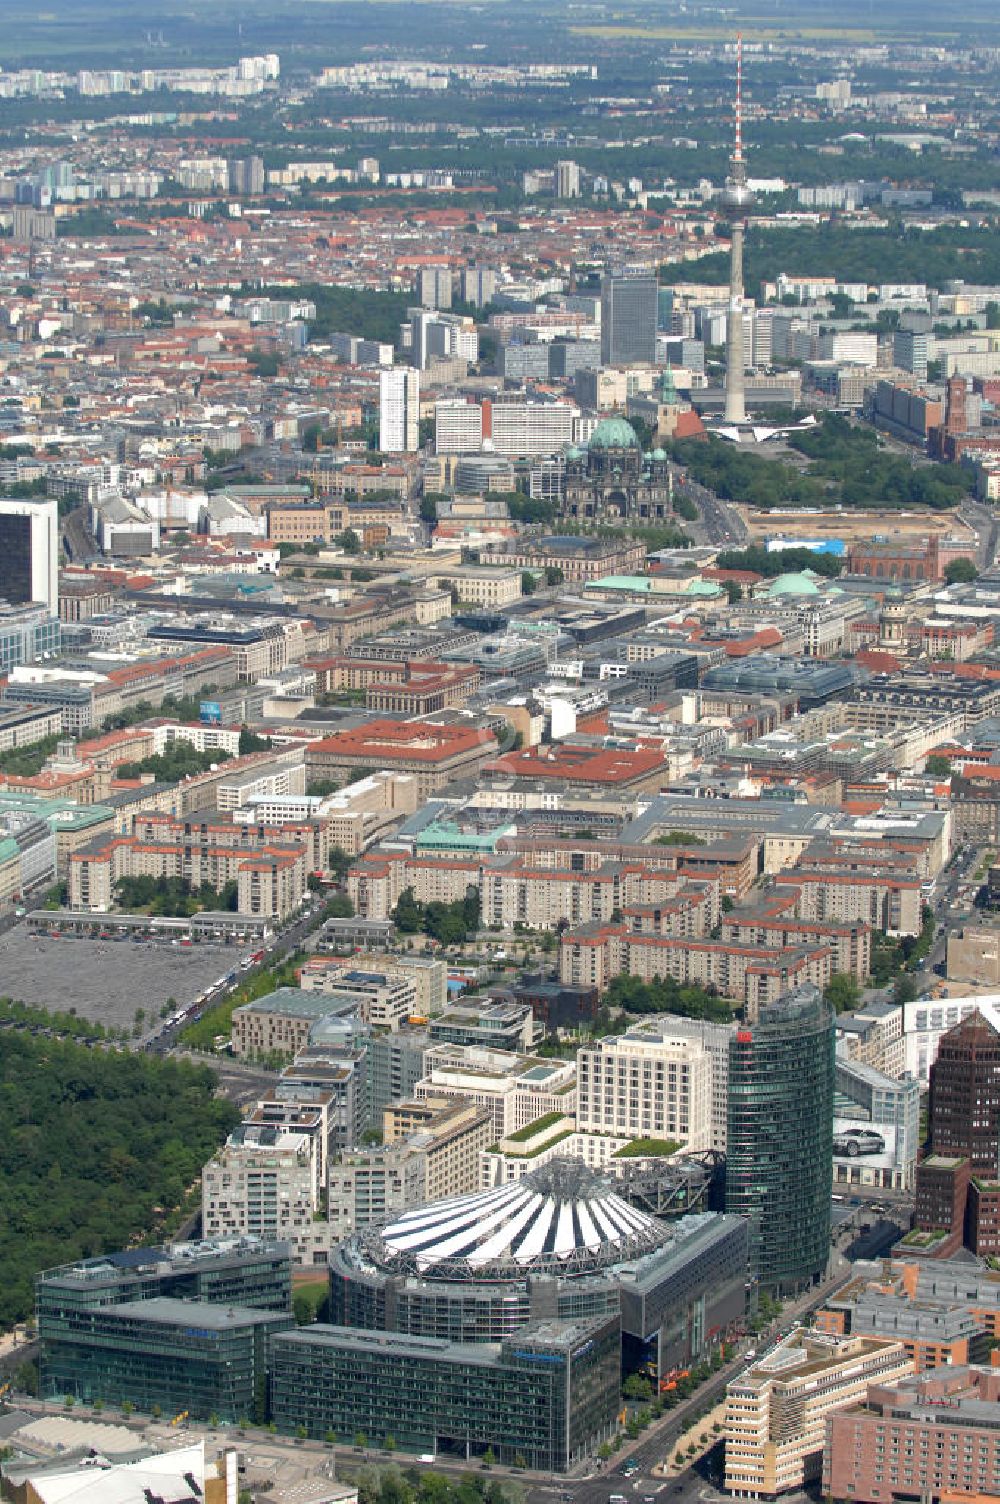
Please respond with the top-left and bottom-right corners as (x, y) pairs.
(40, 1297), (292, 1423)
(725, 985), (835, 1294)
(36, 1237), (293, 1420)
(329, 1159), (747, 1377)
(270, 1315), (620, 1471)
(263, 1160), (749, 1466)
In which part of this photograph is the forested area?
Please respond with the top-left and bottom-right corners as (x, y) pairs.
(118, 743), (229, 783)
(0, 1024), (238, 1327)
(661, 223), (1000, 295)
(714, 545), (844, 579)
(673, 418), (970, 513)
(252, 283), (412, 346)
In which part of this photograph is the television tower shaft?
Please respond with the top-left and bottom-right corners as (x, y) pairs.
(724, 35), (750, 426)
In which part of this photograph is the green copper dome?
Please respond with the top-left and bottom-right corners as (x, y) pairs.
(766, 570), (821, 598)
(651, 446), (667, 461)
(587, 416), (639, 450)
(564, 444), (583, 461)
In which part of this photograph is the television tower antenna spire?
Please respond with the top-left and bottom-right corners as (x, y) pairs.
(734, 32), (743, 165)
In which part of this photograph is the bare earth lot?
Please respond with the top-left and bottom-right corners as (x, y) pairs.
(0, 925), (248, 1031)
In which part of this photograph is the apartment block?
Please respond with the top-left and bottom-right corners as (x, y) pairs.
(773, 867), (923, 937)
(559, 924), (832, 1010)
(297, 966), (418, 1031)
(231, 987), (358, 1058)
(721, 913), (871, 980)
(328, 1098), (491, 1232)
(201, 1125), (335, 1267)
(304, 949), (446, 1017)
(349, 846), (720, 934)
(69, 819), (309, 918)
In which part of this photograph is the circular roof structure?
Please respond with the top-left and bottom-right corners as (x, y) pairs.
(588, 417), (639, 451)
(767, 570), (821, 599)
(367, 1160), (669, 1281)
(651, 446), (667, 461)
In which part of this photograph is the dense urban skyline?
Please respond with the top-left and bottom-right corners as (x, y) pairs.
(0, 5), (999, 1504)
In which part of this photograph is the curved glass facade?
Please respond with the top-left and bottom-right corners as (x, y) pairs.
(725, 987), (834, 1296)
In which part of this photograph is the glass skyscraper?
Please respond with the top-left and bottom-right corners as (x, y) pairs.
(600, 273), (657, 366)
(725, 986), (835, 1296)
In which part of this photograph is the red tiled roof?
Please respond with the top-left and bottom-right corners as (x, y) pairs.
(490, 744), (666, 785)
(311, 718), (495, 763)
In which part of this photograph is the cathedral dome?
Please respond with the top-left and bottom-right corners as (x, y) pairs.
(587, 417), (639, 451)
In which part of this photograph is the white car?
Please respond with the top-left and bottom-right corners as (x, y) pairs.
(833, 1127), (885, 1158)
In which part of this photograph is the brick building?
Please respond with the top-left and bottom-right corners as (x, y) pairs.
(823, 1365), (1000, 1504)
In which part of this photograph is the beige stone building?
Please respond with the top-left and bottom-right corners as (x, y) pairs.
(413, 1045), (576, 1139)
(946, 923), (1000, 986)
(724, 1331), (913, 1498)
(577, 1029), (713, 1151)
(231, 988), (346, 1058)
(431, 566), (522, 607)
(325, 1099), (491, 1236)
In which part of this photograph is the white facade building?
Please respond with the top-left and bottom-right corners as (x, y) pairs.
(577, 1025), (713, 1151)
(0, 496), (58, 613)
(379, 366), (420, 453)
(202, 1125), (334, 1266)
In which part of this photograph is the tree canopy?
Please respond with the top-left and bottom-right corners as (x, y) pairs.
(0, 1021), (238, 1328)
(392, 885), (480, 945)
(605, 972), (732, 1022)
(674, 417), (970, 514)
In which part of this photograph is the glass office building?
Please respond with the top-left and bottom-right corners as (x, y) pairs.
(269, 1315), (620, 1471)
(36, 1237), (292, 1327)
(37, 1237), (293, 1418)
(39, 1297), (293, 1422)
(600, 273), (657, 366)
(725, 985), (835, 1295)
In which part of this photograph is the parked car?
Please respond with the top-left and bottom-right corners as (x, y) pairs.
(833, 1127), (886, 1158)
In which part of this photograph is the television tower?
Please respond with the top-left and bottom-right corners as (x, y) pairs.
(720, 36), (754, 425)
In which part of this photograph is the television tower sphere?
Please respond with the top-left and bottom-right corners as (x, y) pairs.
(720, 176), (755, 217)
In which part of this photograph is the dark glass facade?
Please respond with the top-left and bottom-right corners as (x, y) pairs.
(600, 275), (657, 366)
(0, 514), (32, 604)
(725, 986), (835, 1295)
(36, 1238), (292, 1328)
(928, 1010), (1000, 1173)
(269, 1316), (620, 1471)
(37, 1238), (293, 1415)
(39, 1297), (293, 1422)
